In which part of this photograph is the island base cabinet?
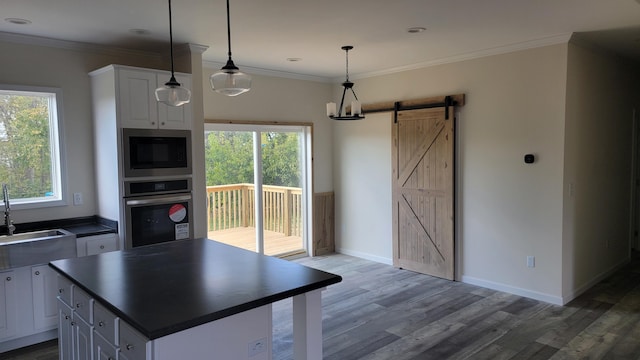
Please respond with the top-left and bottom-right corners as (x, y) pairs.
(94, 331), (118, 360)
(152, 305), (272, 360)
(119, 320), (150, 360)
(73, 315), (93, 360)
(58, 300), (74, 360)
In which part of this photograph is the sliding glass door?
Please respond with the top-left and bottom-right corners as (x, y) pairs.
(204, 123), (311, 257)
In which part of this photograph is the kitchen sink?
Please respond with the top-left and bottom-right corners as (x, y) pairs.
(0, 229), (77, 270)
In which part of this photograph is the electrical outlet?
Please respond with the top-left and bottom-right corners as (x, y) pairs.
(527, 256), (535, 268)
(248, 337), (267, 357)
(73, 192), (83, 205)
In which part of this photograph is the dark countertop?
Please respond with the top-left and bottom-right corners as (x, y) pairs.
(2, 215), (117, 238)
(61, 223), (116, 238)
(49, 238), (342, 340)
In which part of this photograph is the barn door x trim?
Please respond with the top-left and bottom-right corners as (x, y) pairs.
(367, 94), (464, 280)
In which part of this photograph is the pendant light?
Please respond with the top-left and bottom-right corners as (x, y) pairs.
(326, 46), (364, 120)
(155, 0), (191, 107)
(210, 0), (251, 96)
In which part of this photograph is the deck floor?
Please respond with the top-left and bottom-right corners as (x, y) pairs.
(208, 227), (304, 256)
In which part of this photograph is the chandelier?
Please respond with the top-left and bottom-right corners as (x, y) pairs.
(326, 46), (364, 120)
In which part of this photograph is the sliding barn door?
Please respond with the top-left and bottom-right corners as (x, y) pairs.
(392, 107), (454, 280)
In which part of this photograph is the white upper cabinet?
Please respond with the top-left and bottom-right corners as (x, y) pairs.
(118, 69), (158, 129)
(91, 65), (193, 130)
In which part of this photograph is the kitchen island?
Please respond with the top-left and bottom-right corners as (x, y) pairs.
(49, 238), (342, 360)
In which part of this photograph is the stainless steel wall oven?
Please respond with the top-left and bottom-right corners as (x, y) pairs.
(124, 178), (193, 248)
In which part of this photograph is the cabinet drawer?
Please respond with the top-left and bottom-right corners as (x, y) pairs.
(94, 331), (118, 360)
(94, 301), (118, 345)
(57, 275), (73, 306)
(86, 234), (119, 256)
(72, 286), (93, 324)
(119, 321), (148, 360)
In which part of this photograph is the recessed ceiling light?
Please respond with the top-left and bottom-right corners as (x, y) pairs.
(129, 28), (151, 36)
(5, 18), (32, 25)
(287, 58), (303, 62)
(407, 27), (426, 34)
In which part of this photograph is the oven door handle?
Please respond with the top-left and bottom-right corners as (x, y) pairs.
(126, 194), (192, 206)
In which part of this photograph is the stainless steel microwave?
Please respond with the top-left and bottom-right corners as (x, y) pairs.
(122, 128), (192, 178)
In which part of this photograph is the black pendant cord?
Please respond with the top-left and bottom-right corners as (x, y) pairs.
(344, 47), (350, 83)
(225, 0), (232, 62)
(167, 0), (178, 85)
(220, 0), (239, 70)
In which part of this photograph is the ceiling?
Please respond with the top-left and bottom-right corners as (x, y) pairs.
(2, 0), (640, 80)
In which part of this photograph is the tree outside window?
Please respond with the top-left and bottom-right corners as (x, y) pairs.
(0, 87), (64, 205)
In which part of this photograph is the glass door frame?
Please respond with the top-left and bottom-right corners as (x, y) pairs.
(204, 122), (313, 256)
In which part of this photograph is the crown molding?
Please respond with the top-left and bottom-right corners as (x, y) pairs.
(0, 31), (162, 60)
(2, 30), (573, 84)
(345, 33), (574, 82)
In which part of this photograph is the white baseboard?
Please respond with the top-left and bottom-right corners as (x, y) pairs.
(335, 249), (629, 306)
(335, 247), (393, 265)
(561, 257), (630, 304)
(461, 275), (564, 305)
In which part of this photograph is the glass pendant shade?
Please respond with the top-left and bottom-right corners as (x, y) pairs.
(212, 0), (251, 96)
(155, 0), (190, 107)
(210, 60), (251, 96)
(155, 77), (191, 106)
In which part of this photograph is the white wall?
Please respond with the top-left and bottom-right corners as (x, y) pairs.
(562, 41), (640, 301)
(332, 112), (393, 263)
(200, 67), (333, 192)
(0, 39), (165, 224)
(333, 44), (569, 303)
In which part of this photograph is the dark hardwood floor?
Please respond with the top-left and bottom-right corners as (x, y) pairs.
(5, 251), (640, 360)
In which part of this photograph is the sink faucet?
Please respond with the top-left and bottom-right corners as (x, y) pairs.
(3, 184), (15, 236)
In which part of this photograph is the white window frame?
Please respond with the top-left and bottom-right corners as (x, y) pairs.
(0, 85), (67, 209)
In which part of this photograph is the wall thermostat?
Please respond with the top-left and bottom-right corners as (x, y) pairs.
(524, 154), (535, 164)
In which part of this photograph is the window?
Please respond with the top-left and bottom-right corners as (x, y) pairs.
(0, 85), (65, 208)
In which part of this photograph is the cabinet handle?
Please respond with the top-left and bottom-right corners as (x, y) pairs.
(35, 271), (40, 276)
(59, 288), (64, 294)
(98, 321), (105, 327)
(126, 344), (134, 351)
(70, 321), (76, 326)
(64, 315), (70, 320)
(76, 303), (82, 308)
(100, 245), (105, 249)
(5, 277), (10, 281)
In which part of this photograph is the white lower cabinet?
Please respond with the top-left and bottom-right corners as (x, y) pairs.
(0, 266), (59, 352)
(77, 233), (119, 257)
(32, 265), (58, 331)
(0, 269), (17, 341)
